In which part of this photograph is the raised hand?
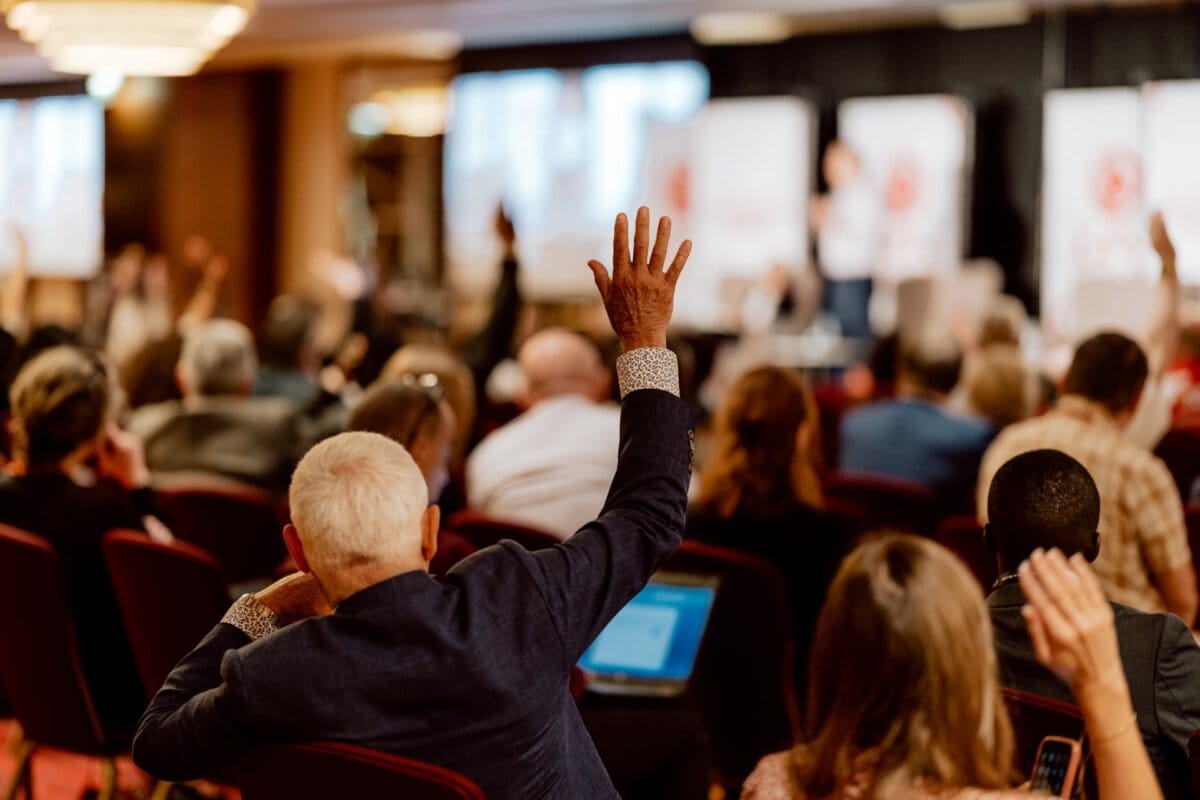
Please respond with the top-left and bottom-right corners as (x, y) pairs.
(96, 422), (152, 491)
(587, 206), (692, 352)
(1018, 548), (1125, 695)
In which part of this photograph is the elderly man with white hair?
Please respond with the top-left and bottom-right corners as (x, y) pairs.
(466, 324), (620, 538)
(133, 207), (695, 799)
(128, 318), (313, 494)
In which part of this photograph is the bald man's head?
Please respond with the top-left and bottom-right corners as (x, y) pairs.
(517, 328), (610, 406)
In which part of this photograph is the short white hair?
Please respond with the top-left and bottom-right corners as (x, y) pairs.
(289, 431), (428, 572)
(180, 319), (256, 396)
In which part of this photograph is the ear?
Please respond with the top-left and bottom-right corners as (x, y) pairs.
(1085, 530), (1101, 563)
(420, 504), (440, 569)
(982, 522), (996, 553)
(283, 523), (312, 574)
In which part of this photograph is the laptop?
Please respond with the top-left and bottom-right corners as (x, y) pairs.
(578, 571), (719, 698)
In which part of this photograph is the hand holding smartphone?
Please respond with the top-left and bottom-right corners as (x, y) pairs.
(1030, 735), (1082, 797)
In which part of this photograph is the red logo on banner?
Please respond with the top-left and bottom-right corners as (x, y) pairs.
(1092, 148), (1141, 215)
(668, 162), (691, 216)
(886, 159), (920, 211)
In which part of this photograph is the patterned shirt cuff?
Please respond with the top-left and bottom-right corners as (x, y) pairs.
(221, 593), (282, 641)
(616, 348), (680, 398)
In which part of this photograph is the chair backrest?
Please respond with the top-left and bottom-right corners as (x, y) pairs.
(236, 741), (486, 800)
(823, 472), (939, 535)
(1001, 688), (1086, 779)
(0, 523), (110, 754)
(663, 540), (795, 787)
(430, 529), (480, 578)
(1155, 427), (1200, 501)
(157, 480), (287, 583)
(444, 510), (560, 552)
(103, 530), (232, 698)
(932, 515), (997, 591)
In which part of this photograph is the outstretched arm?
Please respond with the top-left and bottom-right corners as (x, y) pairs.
(1020, 549), (1164, 800)
(476, 207), (697, 663)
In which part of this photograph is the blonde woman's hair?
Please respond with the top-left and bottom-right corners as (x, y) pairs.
(794, 534), (1014, 798)
(379, 344), (475, 454)
(289, 431), (428, 573)
(694, 365), (823, 518)
(10, 346), (110, 472)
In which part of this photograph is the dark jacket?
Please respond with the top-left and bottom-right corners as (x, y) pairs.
(129, 396), (313, 495)
(133, 388), (696, 799)
(989, 582), (1200, 800)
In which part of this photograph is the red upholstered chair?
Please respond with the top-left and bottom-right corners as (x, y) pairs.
(430, 529), (480, 579)
(157, 479), (288, 584)
(1155, 427), (1200, 500)
(236, 742), (485, 800)
(0, 524), (129, 799)
(103, 530), (232, 699)
(932, 515), (998, 592)
(1002, 688), (1087, 781)
(662, 541), (795, 791)
(444, 510), (559, 552)
(1186, 503), (1200, 599)
(823, 472), (939, 535)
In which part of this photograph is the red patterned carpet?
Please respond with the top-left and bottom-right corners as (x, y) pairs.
(0, 721), (238, 799)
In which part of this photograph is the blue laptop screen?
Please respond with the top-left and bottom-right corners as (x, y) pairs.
(578, 581), (717, 682)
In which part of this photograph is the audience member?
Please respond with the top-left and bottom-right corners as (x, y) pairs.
(255, 294), (322, 405)
(961, 344), (1034, 430)
(838, 334), (993, 502)
(379, 343), (476, 456)
(688, 365), (855, 690)
(978, 331), (1196, 622)
(742, 535), (1164, 800)
(0, 346), (172, 733)
(985, 449), (1200, 800)
(348, 375), (456, 502)
(466, 326), (619, 539)
(132, 207), (695, 799)
(128, 318), (313, 495)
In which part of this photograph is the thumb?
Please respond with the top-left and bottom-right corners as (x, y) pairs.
(587, 260), (612, 298)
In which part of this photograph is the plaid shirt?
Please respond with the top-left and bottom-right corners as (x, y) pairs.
(977, 395), (1191, 614)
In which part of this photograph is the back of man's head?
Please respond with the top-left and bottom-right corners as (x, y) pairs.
(898, 334), (962, 397)
(986, 449), (1100, 573)
(260, 295), (319, 370)
(289, 431), (428, 574)
(517, 327), (608, 405)
(1064, 332), (1147, 416)
(179, 319), (257, 398)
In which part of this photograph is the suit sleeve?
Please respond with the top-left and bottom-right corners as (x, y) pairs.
(513, 386), (697, 664)
(132, 624), (255, 781)
(1152, 614), (1200, 780)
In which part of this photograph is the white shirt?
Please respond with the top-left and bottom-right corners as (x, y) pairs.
(466, 395), (621, 540)
(818, 179), (882, 281)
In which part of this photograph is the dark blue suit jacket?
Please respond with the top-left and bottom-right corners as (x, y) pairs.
(133, 388), (696, 799)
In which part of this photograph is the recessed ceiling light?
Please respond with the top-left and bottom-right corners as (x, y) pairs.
(690, 12), (791, 46)
(938, 0), (1030, 30)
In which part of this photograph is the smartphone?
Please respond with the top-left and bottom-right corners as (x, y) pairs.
(1029, 735), (1082, 797)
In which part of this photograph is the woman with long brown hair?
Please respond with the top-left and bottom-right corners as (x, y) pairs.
(743, 536), (1162, 800)
(688, 365), (854, 691)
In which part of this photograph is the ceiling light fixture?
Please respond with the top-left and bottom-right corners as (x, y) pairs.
(690, 12), (791, 46)
(938, 0), (1030, 30)
(2, 0), (256, 76)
